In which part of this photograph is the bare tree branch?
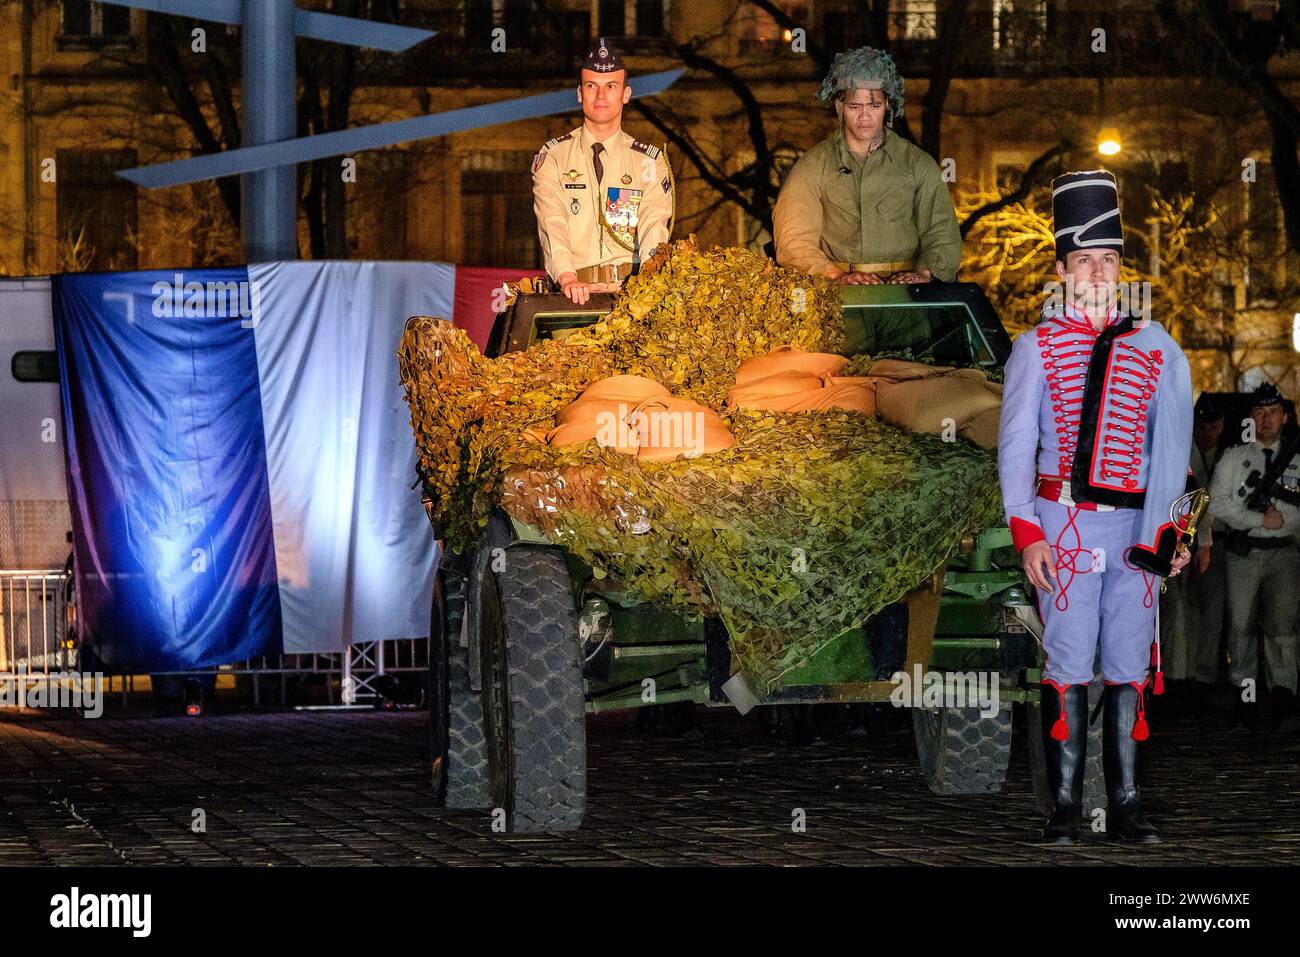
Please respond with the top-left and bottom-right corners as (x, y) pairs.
(143, 13), (241, 226)
(1173, 0), (1300, 249)
(959, 141), (1072, 238)
(746, 0), (831, 73)
(631, 100), (769, 229)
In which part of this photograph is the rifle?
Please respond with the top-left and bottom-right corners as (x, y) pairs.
(1225, 428), (1300, 556)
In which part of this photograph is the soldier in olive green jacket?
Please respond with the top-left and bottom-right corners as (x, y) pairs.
(773, 47), (962, 285)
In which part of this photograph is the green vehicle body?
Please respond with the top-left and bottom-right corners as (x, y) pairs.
(423, 278), (1078, 832)
(483, 282), (1041, 715)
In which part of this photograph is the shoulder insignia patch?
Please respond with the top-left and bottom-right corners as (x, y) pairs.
(631, 141), (661, 159)
(531, 151), (547, 174)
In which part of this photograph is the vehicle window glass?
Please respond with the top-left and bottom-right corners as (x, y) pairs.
(842, 304), (993, 368)
(533, 313), (604, 343)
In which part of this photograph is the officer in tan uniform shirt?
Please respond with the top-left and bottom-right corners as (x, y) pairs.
(533, 39), (674, 305)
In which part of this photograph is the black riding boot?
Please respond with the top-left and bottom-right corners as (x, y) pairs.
(1103, 682), (1162, 843)
(1040, 682), (1087, 844)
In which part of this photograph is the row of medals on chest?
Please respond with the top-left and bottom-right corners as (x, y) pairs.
(566, 166), (633, 215)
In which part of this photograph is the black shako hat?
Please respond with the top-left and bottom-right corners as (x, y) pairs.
(1052, 169), (1124, 260)
(581, 37), (625, 74)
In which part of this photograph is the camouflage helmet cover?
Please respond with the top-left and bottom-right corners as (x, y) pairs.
(817, 46), (905, 120)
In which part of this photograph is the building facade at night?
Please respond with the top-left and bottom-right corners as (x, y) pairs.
(0, 0), (1297, 391)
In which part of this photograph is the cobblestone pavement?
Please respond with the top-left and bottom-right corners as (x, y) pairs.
(1, 697), (1297, 866)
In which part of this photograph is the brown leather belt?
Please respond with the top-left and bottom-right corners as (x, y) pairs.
(575, 263), (633, 284)
(833, 259), (915, 276)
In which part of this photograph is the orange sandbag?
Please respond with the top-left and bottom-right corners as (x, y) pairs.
(629, 396), (736, 462)
(556, 397), (638, 426)
(546, 374), (672, 454)
(725, 370), (824, 410)
(575, 374), (670, 404)
(735, 345), (847, 385)
(545, 381), (736, 461)
(728, 367), (877, 415)
(544, 416), (639, 454)
(782, 376), (877, 414)
(554, 374), (672, 432)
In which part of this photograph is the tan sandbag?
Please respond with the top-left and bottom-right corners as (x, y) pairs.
(959, 406), (1001, 450)
(874, 365), (1002, 437)
(867, 358), (941, 382)
(866, 358), (985, 383)
(735, 345), (847, 385)
(630, 397), (736, 462)
(546, 390), (736, 461)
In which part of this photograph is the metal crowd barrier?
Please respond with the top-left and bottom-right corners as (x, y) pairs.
(0, 569), (75, 674)
(148, 639), (430, 708)
(1, 568), (429, 709)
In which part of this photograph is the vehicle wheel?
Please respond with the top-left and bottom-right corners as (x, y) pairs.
(430, 570), (491, 808)
(1028, 674), (1106, 825)
(912, 700), (1013, 795)
(478, 547), (586, 832)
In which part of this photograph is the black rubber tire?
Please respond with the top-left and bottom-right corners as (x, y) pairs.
(430, 570), (492, 809)
(479, 546), (586, 833)
(912, 700), (1013, 795)
(1028, 674), (1107, 826)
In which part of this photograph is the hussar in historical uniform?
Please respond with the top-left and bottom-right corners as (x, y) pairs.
(532, 38), (673, 305)
(999, 170), (1194, 844)
(772, 46), (961, 285)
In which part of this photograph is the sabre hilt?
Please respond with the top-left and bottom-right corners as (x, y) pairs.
(1159, 488), (1210, 593)
(1171, 487), (1210, 549)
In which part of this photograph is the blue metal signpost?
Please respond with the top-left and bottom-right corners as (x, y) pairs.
(103, 1), (681, 261)
(240, 0), (298, 260)
(102, 0), (436, 259)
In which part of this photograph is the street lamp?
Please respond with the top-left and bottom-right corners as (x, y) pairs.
(1097, 127), (1123, 156)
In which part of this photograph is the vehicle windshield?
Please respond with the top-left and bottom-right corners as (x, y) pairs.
(523, 291), (1002, 373)
(841, 303), (996, 369)
(533, 313), (602, 342)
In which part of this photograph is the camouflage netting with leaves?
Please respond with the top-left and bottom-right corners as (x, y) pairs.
(398, 239), (1002, 691)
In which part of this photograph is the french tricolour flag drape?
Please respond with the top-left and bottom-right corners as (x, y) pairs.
(52, 261), (538, 671)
